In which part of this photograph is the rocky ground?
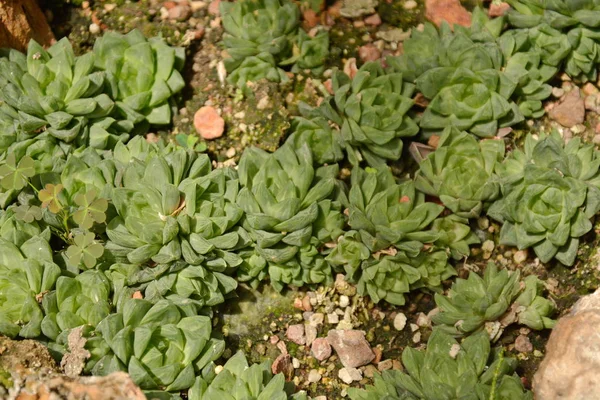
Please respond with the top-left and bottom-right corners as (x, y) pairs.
(4, 0), (600, 398)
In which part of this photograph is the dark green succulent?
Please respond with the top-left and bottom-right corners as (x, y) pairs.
(220, 0), (329, 87)
(289, 61), (418, 166)
(415, 127), (504, 219)
(237, 143), (343, 291)
(92, 29), (185, 129)
(189, 351), (311, 400)
(432, 263), (555, 336)
(488, 131), (600, 265)
(348, 330), (533, 400)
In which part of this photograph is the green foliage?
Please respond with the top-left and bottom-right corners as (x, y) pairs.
(93, 29), (185, 127)
(415, 127), (504, 218)
(237, 143), (343, 291)
(326, 167), (461, 305)
(488, 131), (600, 265)
(220, 0), (329, 87)
(432, 263), (555, 336)
(290, 61), (418, 166)
(189, 351), (310, 400)
(348, 330), (533, 400)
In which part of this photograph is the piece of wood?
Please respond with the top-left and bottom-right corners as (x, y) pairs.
(0, 0), (55, 51)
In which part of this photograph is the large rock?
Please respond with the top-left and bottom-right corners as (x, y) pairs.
(425, 0), (471, 28)
(0, 0), (55, 51)
(549, 88), (585, 128)
(327, 329), (375, 368)
(533, 288), (600, 399)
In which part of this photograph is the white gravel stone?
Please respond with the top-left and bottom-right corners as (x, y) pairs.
(393, 313), (407, 331)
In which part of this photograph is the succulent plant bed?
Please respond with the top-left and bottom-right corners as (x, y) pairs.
(2, 0), (600, 399)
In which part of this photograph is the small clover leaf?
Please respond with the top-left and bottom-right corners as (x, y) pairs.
(66, 232), (104, 269)
(38, 183), (64, 213)
(72, 189), (108, 229)
(0, 154), (35, 190)
(13, 204), (43, 223)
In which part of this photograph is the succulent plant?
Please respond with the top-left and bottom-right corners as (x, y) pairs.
(432, 263), (555, 337)
(237, 143), (343, 291)
(0, 219), (60, 338)
(41, 270), (112, 341)
(488, 131), (600, 265)
(220, 0), (329, 86)
(289, 61), (418, 166)
(431, 215), (480, 260)
(326, 167), (461, 305)
(50, 298), (225, 393)
(0, 38), (117, 148)
(189, 351), (311, 400)
(415, 127), (504, 219)
(92, 29), (185, 128)
(348, 330), (533, 400)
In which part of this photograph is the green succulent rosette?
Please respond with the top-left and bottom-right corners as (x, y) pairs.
(0, 220), (60, 338)
(432, 263), (555, 336)
(41, 270), (112, 341)
(189, 351), (311, 400)
(415, 127), (504, 219)
(488, 132), (600, 265)
(348, 330), (533, 400)
(237, 143), (343, 291)
(50, 298), (224, 394)
(92, 29), (185, 129)
(220, 0), (329, 86)
(431, 215), (481, 260)
(290, 61), (418, 166)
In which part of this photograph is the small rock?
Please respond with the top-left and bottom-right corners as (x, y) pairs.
(89, 23), (100, 34)
(292, 358), (301, 369)
(305, 324), (318, 347)
(378, 359), (393, 371)
(168, 4), (192, 21)
(363, 364), (378, 378)
(425, 0), (471, 28)
(353, 20), (365, 28)
(416, 312), (431, 328)
(294, 297), (304, 310)
(343, 58), (358, 79)
(482, 240), (495, 253)
(257, 96), (270, 110)
(190, 1), (207, 11)
(477, 217), (490, 230)
(311, 338), (332, 361)
(339, 295), (350, 308)
(335, 274), (357, 296)
(392, 360), (403, 370)
(585, 92), (600, 114)
(403, 0), (418, 10)
(393, 313), (407, 331)
(303, 295), (313, 312)
(287, 324), (306, 345)
(376, 28), (411, 42)
(208, 0), (221, 15)
(336, 320), (354, 330)
(327, 313), (339, 324)
(308, 369), (322, 383)
(549, 87), (585, 128)
(194, 106), (224, 140)
(412, 332), (421, 343)
(310, 313), (324, 326)
(272, 354), (294, 379)
(340, 0), (378, 18)
(515, 335), (533, 353)
(583, 82), (599, 96)
(594, 131), (600, 144)
(513, 250), (528, 264)
(338, 367), (362, 384)
(364, 13), (382, 26)
(270, 335), (279, 345)
(372, 346), (382, 364)
(225, 147), (236, 159)
(303, 9), (319, 28)
(358, 44), (381, 62)
(327, 330), (375, 368)
(488, 2), (510, 17)
(552, 87), (565, 98)
(449, 343), (461, 359)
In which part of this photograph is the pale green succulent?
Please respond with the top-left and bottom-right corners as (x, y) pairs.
(488, 131), (600, 265)
(237, 143), (343, 291)
(415, 127), (504, 219)
(432, 263), (555, 336)
(189, 351), (311, 400)
(348, 330), (533, 400)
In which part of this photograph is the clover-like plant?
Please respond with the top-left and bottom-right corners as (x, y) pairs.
(220, 0), (329, 87)
(189, 351), (311, 400)
(237, 143), (343, 291)
(415, 127), (504, 219)
(92, 29), (185, 128)
(290, 61), (418, 166)
(432, 263), (555, 337)
(488, 131), (600, 265)
(348, 330), (533, 400)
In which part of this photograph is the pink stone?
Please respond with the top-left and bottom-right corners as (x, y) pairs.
(194, 106), (224, 140)
(311, 338), (332, 361)
(286, 324), (306, 345)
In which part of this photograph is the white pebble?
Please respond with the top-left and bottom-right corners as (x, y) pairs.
(89, 23), (100, 34)
(393, 313), (407, 331)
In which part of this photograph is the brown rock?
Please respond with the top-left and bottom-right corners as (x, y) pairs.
(514, 335), (533, 353)
(272, 353), (294, 379)
(533, 288), (600, 399)
(364, 13), (382, 26)
(549, 88), (585, 127)
(311, 338), (332, 361)
(583, 82), (599, 96)
(343, 58), (358, 79)
(488, 2), (510, 17)
(302, 295), (313, 311)
(0, 0), (56, 52)
(327, 329), (375, 368)
(194, 106), (225, 139)
(168, 4), (192, 21)
(303, 9), (319, 28)
(208, 0), (221, 15)
(425, 0), (471, 28)
(585, 92), (600, 114)
(358, 44), (381, 62)
(286, 324), (306, 345)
